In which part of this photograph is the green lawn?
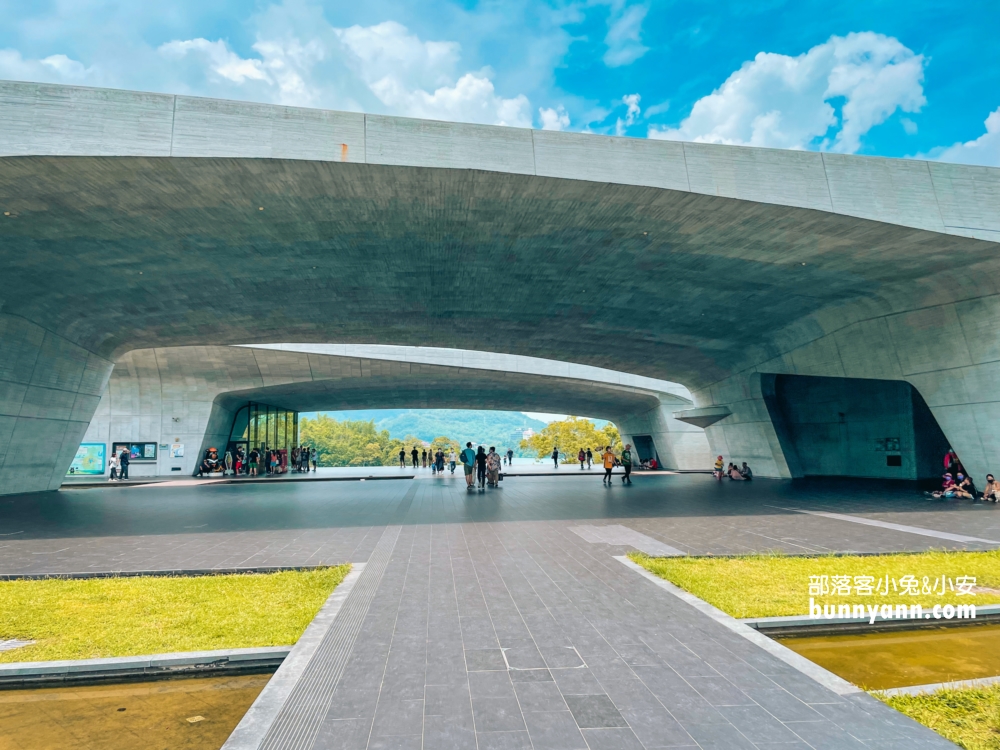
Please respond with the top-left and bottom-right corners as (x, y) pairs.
(0, 565), (350, 663)
(629, 550), (1000, 618)
(878, 685), (1000, 750)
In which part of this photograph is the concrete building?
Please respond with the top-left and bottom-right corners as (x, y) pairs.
(80, 343), (704, 477)
(2, 79), (1000, 493)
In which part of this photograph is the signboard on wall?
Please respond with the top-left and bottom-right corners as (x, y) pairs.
(67, 443), (106, 475)
(112, 442), (158, 461)
(171, 444), (184, 458)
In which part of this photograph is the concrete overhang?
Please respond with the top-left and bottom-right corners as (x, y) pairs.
(672, 406), (733, 429)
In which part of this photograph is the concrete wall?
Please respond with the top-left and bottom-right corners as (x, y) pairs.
(698, 296), (1000, 481)
(764, 375), (948, 480)
(616, 400), (711, 470)
(0, 314), (112, 493)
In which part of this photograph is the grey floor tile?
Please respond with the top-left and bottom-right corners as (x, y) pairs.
(685, 675), (755, 707)
(618, 706), (696, 748)
(369, 735), (423, 750)
(466, 648), (508, 671)
(785, 720), (870, 749)
(563, 694), (628, 729)
(425, 684), (472, 717)
(476, 730), (534, 750)
(510, 668), (554, 682)
(473, 696), (528, 732)
(312, 717), (373, 750)
(470, 670), (516, 699)
(504, 644), (547, 669)
(750, 689), (825, 723)
(372, 698), (425, 736)
(614, 643), (664, 667)
(541, 646), (586, 669)
(551, 668), (605, 695)
(423, 714), (478, 750)
(579, 728), (646, 750)
(718, 705), (803, 744)
(514, 680), (568, 712)
(522, 710), (589, 750)
(683, 722), (757, 750)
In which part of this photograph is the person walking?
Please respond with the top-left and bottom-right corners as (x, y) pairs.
(434, 448), (445, 474)
(108, 449), (118, 481)
(552, 446), (559, 469)
(411, 446), (419, 469)
(476, 446), (488, 488)
(578, 448), (586, 469)
(399, 448), (406, 468)
(713, 455), (725, 480)
(602, 446), (615, 484)
(620, 444), (633, 484)
(118, 447), (130, 481)
(486, 447), (501, 487)
(449, 449), (457, 474)
(461, 442), (477, 489)
(421, 449), (428, 469)
(506, 448), (514, 466)
(586, 448), (593, 469)
(248, 447), (259, 477)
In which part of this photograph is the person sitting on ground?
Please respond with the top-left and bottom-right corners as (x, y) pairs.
(983, 474), (1000, 503)
(728, 463), (745, 480)
(953, 473), (976, 499)
(928, 473), (956, 498)
(740, 462), (753, 480)
(713, 455), (725, 480)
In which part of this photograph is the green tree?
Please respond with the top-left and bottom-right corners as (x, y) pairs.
(299, 415), (404, 467)
(430, 436), (461, 458)
(520, 417), (620, 462)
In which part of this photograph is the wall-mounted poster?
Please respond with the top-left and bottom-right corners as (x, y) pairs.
(113, 442), (158, 461)
(67, 443), (106, 475)
(171, 443), (184, 458)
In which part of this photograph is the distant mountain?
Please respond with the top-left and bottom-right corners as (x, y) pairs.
(299, 409), (548, 451)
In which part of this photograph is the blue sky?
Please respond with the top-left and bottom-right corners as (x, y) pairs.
(1, 0), (997, 165)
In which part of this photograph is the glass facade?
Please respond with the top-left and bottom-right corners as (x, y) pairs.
(228, 402), (298, 474)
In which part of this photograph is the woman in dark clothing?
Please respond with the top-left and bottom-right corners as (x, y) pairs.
(475, 446), (488, 488)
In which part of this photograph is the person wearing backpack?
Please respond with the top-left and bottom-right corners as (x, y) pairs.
(461, 442), (477, 489)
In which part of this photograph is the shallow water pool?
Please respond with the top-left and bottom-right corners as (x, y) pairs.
(0, 673), (268, 749)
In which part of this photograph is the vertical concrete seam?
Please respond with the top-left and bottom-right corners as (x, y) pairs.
(819, 152), (836, 212)
(363, 114), (368, 164)
(924, 158), (947, 230)
(169, 96), (177, 157)
(680, 142), (692, 192)
(530, 128), (537, 176)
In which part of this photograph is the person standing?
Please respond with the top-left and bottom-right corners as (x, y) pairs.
(578, 448), (586, 469)
(713, 455), (725, 480)
(436, 449), (445, 473)
(449, 449), (457, 474)
(118, 447), (130, 481)
(461, 442), (477, 488)
(620, 444), (633, 484)
(248, 447), (259, 477)
(476, 446), (488, 488)
(108, 449), (118, 481)
(552, 446), (559, 469)
(411, 446), (419, 469)
(506, 448), (514, 466)
(399, 448), (406, 468)
(602, 446), (615, 484)
(486, 447), (501, 486)
(586, 448), (593, 469)
(421, 449), (428, 469)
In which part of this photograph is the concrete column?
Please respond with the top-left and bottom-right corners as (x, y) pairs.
(615, 400), (711, 470)
(693, 372), (798, 479)
(0, 315), (112, 494)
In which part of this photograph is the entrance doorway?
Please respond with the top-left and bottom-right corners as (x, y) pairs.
(632, 435), (661, 468)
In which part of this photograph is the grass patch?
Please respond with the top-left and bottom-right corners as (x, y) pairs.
(0, 565), (350, 663)
(876, 685), (1000, 749)
(629, 550), (1000, 618)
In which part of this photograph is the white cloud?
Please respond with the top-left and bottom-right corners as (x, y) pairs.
(0, 49), (97, 84)
(932, 107), (1000, 167)
(158, 16), (533, 127)
(901, 117), (918, 135)
(648, 32), (925, 153)
(539, 105), (570, 131)
(615, 93), (641, 135)
(603, 3), (649, 68)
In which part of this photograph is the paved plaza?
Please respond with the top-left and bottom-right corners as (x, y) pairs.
(4, 474), (996, 748)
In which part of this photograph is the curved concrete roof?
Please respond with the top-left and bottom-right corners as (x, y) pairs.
(2, 80), (999, 393)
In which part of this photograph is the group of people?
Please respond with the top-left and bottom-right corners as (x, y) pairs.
(599, 444), (633, 485)
(222, 445), (316, 478)
(927, 450), (999, 501)
(457, 443), (504, 489)
(713, 456), (754, 481)
(399, 446), (517, 475)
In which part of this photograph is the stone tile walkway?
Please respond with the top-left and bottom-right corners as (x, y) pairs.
(3, 473), (993, 748)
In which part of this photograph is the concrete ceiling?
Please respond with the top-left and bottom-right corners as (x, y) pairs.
(3, 155), (998, 392)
